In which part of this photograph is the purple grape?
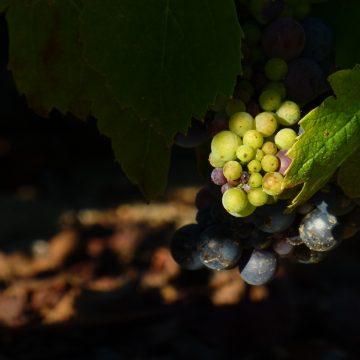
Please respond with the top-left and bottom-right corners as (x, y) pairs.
(211, 168), (227, 186)
(285, 57), (329, 105)
(262, 17), (305, 61)
(277, 150), (292, 175)
(174, 119), (209, 148)
(272, 237), (294, 256)
(301, 18), (333, 62)
(290, 244), (326, 264)
(239, 249), (278, 285)
(221, 182), (234, 194)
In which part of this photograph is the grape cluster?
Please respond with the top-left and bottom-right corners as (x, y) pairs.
(171, 183), (359, 285)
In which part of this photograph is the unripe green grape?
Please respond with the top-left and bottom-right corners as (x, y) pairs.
(275, 128), (297, 150)
(276, 101), (301, 126)
(211, 131), (242, 161)
(229, 112), (254, 137)
(261, 154), (280, 172)
(248, 159), (262, 173)
(262, 172), (284, 196)
(247, 188), (268, 206)
(262, 141), (278, 155)
(263, 81), (286, 99)
(210, 93), (229, 112)
(236, 144), (255, 163)
(248, 172), (263, 188)
(259, 89), (282, 111)
(255, 111), (278, 137)
(242, 21), (261, 46)
(243, 130), (264, 149)
(230, 201), (257, 217)
(255, 149), (264, 161)
(222, 187), (248, 214)
(264, 57), (288, 81)
(209, 152), (225, 168)
(225, 98), (246, 116)
(223, 160), (242, 181)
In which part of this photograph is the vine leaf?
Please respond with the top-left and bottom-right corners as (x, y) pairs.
(337, 148), (360, 198)
(80, 0), (242, 140)
(284, 66), (360, 210)
(6, 0), (170, 200)
(0, 1), (9, 12)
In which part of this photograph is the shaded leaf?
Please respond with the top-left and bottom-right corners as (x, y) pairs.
(337, 148), (360, 198)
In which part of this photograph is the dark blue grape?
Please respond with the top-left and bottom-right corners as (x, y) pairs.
(239, 249), (277, 285)
(210, 202), (233, 224)
(211, 167), (227, 186)
(198, 224), (242, 270)
(174, 119), (209, 148)
(285, 57), (329, 105)
(290, 244), (326, 264)
(272, 237), (294, 256)
(262, 17), (305, 61)
(297, 201), (315, 215)
(252, 202), (296, 233)
(195, 187), (216, 210)
(299, 208), (342, 252)
(249, 229), (272, 250)
(335, 207), (360, 240)
(170, 224), (203, 270)
(301, 18), (333, 62)
(313, 184), (355, 216)
(196, 208), (213, 228)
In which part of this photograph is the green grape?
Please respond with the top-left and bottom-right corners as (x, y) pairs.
(223, 161), (242, 181)
(208, 152), (225, 168)
(242, 21), (261, 46)
(275, 128), (297, 150)
(236, 144), (255, 163)
(248, 159), (262, 173)
(255, 149), (264, 161)
(222, 187), (248, 214)
(225, 98), (246, 116)
(276, 101), (301, 126)
(229, 112), (254, 137)
(243, 130), (264, 149)
(211, 131), (242, 161)
(209, 93), (229, 112)
(255, 112), (278, 137)
(262, 172), (284, 196)
(230, 201), (257, 217)
(248, 172), (263, 188)
(261, 154), (280, 172)
(263, 81), (286, 99)
(264, 58), (288, 81)
(262, 141), (278, 155)
(247, 188), (268, 206)
(259, 89), (282, 111)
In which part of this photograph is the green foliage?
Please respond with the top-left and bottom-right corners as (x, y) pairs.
(4, 0), (242, 199)
(0, 0), (9, 12)
(81, 0), (242, 140)
(313, 0), (360, 68)
(284, 66), (360, 210)
(337, 148), (360, 198)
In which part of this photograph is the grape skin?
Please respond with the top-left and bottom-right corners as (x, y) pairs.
(243, 130), (264, 149)
(211, 130), (242, 161)
(223, 160), (242, 181)
(248, 159), (262, 173)
(275, 128), (297, 150)
(255, 112), (278, 137)
(264, 57), (288, 81)
(261, 154), (280, 172)
(236, 144), (255, 163)
(211, 167), (227, 186)
(249, 173), (263, 188)
(222, 187), (248, 214)
(277, 150), (292, 175)
(262, 141), (278, 155)
(229, 112), (254, 137)
(225, 98), (246, 116)
(262, 172), (284, 196)
(259, 89), (282, 111)
(276, 101), (301, 126)
(248, 188), (268, 207)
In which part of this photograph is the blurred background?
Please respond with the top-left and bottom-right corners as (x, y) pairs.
(0, 14), (359, 360)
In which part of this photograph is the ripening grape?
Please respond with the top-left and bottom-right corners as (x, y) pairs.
(263, 81), (287, 99)
(248, 172), (263, 188)
(211, 168), (227, 186)
(222, 187), (248, 214)
(211, 130), (242, 161)
(262, 141), (278, 155)
(277, 149), (292, 175)
(225, 98), (246, 116)
(243, 130), (264, 149)
(223, 161), (242, 181)
(221, 182), (234, 194)
(248, 159), (262, 173)
(272, 237), (294, 256)
(229, 112), (254, 137)
(255, 112), (278, 137)
(259, 89), (282, 111)
(236, 144), (256, 163)
(264, 57), (288, 81)
(275, 128), (297, 150)
(248, 188), (268, 206)
(276, 101), (301, 126)
(209, 152), (226, 168)
(255, 149), (264, 161)
(262, 172), (284, 196)
(261, 154), (280, 172)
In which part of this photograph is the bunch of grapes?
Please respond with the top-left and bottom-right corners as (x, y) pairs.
(170, 0), (356, 285)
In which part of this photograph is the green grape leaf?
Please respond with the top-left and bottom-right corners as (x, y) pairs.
(284, 66), (360, 210)
(6, 0), (170, 200)
(337, 148), (360, 198)
(81, 0), (242, 140)
(313, 0), (360, 68)
(0, 0), (9, 12)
